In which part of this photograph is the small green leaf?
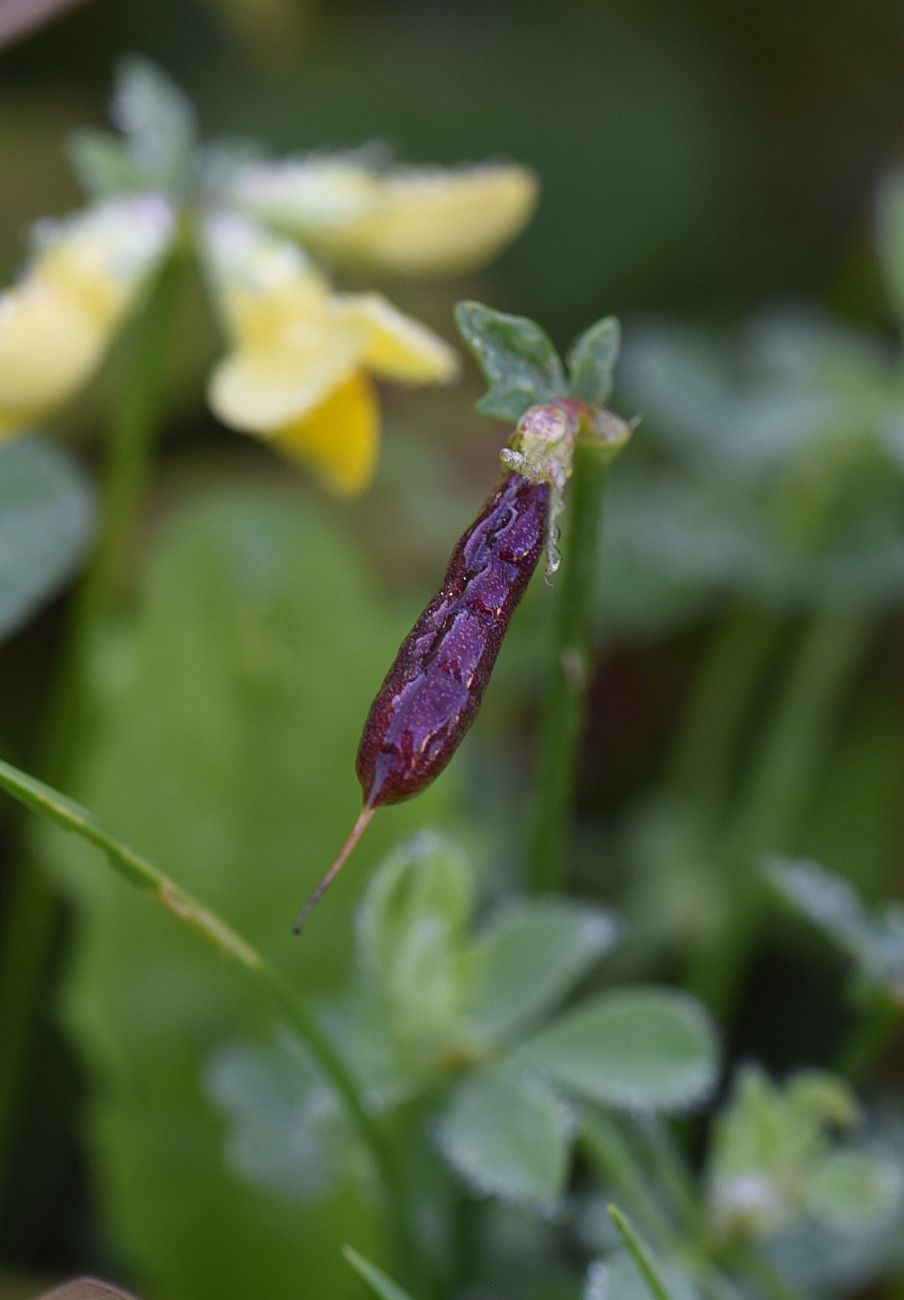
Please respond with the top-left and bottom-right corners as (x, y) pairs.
(804, 1151), (902, 1234)
(516, 987), (718, 1112)
(464, 898), (617, 1044)
(876, 169), (904, 328)
(607, 1205), (681, 1300)
(66, 128), (148, 198)
(0, 435), (95, 645)
(112, 56), (196, 192)
(568, 316), (621, 406)
(343, 1247), (416, 1300)
(435, 1063), (572, 1203)
(455, 300), (567, 421)
(356, 832), (473, 979)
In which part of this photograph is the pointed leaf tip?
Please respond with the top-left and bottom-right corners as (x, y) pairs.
(454, 300), (566, 422)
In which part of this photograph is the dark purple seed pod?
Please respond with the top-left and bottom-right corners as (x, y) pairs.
(294, 470), (550, 930)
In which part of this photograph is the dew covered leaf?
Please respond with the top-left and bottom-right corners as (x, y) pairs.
(455, 301), (567, 422)
(0, 435), (95, 644)
(42, 489), (455, 1300)
(462, 897), (617, 1045)
(435, 1062), (572, 1204)
(516, 987), (718, 1112)
(568, 316), (621, 407)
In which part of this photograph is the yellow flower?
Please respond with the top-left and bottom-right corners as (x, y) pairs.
(203, 214), (459, 494)
(230, 158), (539, 277)
(0, 197), (174, 439)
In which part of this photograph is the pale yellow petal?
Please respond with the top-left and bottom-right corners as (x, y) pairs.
(334, 293), (459, 383)
(208, 314), (369, 433)
(201, 211), (330, 346)
(0, 197), (173, 432)
(272, 372), (379, 495)
(36, 195), (174, 324)
(0, 278), (107, 428)
(318, 165), (538, 277)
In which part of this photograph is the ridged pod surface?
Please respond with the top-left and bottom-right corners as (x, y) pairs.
(357, 471), (550, 807)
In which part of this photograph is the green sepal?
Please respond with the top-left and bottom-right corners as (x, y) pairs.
(111, 56), (197, 195)
(455, 300), (567, 422)
(66, 128), (149, 198)
(568, 315), (621, 406)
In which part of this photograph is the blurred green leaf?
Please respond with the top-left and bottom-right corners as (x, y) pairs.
(767, 856), (904, 999)
(0, 435), (95, 645)
(455, 301), (566, 422)
(516, 987), (718, 1112)
(705, 1066), (895, 1242)
(43, 490), (455, 1300)
(357, 833), (472, 1069)
(66, 129), (147, 198)
(875, 169), (904, 327)
(568, 317), (621, 408)
(436, 1063), (571, 1204)
(343, 1247), (415, 1300)
(463, 898), (617, 1045)
(803, 1150), (902, 1234)
(112, 56), (197, 193)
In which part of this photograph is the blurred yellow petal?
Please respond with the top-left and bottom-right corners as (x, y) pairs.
(36, 196), (174, 324)
(0, 196), (173, 434)
(201, 211), (330, 345)
(208, 315), (368, 433)
(317, 165), (538, 277)
(273, 373), (379, 495)
(335, 293), (459, 383)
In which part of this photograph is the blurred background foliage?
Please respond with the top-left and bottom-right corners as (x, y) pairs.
(4, 1), (904, 1298)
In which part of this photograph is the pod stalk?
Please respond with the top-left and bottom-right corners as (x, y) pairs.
(293, 805), (375, 934)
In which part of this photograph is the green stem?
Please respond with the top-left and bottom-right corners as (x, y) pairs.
(580, 1111), (676, 1250)
(0, 756), (422, 1285)
(634, 1117), (701, 1233)
(668, 604), (784, 830)
(526, 443), (610, 892)
(687, 605), (870, 1017)
(834, 994), (901, 1082)
(0, 242), (185, 1190)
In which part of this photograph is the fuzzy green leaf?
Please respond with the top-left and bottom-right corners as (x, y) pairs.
(517, 987), (718, 1112)
(463, 898), (617, 1044)
(343, 1247), (415, 1300)
(455, 300), (566, 421)
(0, 435), (95, 645)
(436, 1063), (571, 1204)
(568, 316), (621, 406)
(112, 56), (196, 192)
